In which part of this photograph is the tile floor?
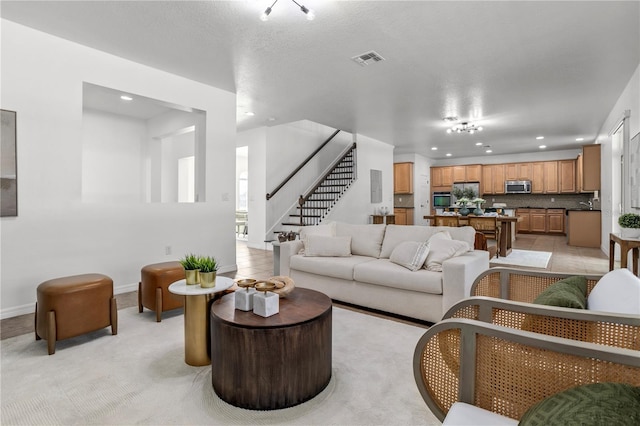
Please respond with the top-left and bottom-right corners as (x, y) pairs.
(0, 234), (613, 340)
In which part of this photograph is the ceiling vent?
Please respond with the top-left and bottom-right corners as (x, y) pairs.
(351, 51), (385, 66)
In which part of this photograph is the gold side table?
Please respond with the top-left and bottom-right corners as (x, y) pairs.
(168, 277), (234, 366)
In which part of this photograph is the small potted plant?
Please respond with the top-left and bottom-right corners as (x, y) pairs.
(198, 256), (218, 288)
(180, 253), (201, 285)
(618, 213), (640, 238)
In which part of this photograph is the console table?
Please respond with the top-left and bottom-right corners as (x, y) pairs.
(609, 233), (640, 276)
(210, 288), (332, 410)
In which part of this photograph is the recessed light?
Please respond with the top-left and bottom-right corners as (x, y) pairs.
(576, 137), (584, 141)
(446, 153), (452, 157)
(475, 142), (483, 146)
(485, 149), (493, 153)
(539, 145), (547, 149)
(120, 95), (133, 101)
(245, 111), (255, 116)
(536, 136), (544, 140)
(431, 147), (438, 151)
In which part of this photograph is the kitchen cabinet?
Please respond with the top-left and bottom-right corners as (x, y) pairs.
(567, 210), (601, 247)
(543, 161), (559, 193)
(393, 208), (413, 225)
(559, 160), (576, 193)
(547, 209), (565, 234)
(505, 163), (533, 181)
(481, 164), (505, 195)
(531, 162), (545, 194)
(516, 209), (530, 233)
(452, 164), (482, 183)
(431, 166), (453, 189)
(530, 209), (547, 233)
(394, 162), (413, 194)
(582, 144), (601, 191)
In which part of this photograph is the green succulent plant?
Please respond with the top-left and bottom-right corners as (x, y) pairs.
(179, 253), (201, 270)
(618, 213), (640, 229)
(198, 256), (218, 273)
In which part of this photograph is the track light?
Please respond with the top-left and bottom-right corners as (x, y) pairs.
(260, 0), (315, 21)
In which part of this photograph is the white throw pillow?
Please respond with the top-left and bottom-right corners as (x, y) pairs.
(390, 241), (430, 271)
(303, 235), (352, 257)
(299, 222), (336, 242)
(424, 239), (469, 272)
(587, 268), (640, 314)
(428, 230), (453, 242)
(335, 222), (386, 258)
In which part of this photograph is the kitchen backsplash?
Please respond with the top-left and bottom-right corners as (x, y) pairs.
(484, 193), (600, 210)
(394, 194), (414, 208)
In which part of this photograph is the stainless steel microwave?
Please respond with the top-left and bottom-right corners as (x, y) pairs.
(505, 180), (532, 194)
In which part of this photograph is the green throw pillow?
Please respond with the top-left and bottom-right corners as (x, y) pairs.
(532, 275), (588, 309)
(519, 382), (640, 426)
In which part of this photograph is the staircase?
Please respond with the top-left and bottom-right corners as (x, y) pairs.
(283, 144), (357, 227)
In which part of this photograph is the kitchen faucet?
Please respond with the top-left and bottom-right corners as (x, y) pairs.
(579, 200), (593, 210)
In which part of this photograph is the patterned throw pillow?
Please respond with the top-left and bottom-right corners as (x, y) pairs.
(519, 382), (640, 426)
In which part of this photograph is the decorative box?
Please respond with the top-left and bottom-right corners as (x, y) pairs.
(235, 287), (256, 311)
(253, 291), (279, 317)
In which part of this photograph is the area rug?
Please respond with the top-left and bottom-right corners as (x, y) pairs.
(0, 305), (439, 425)
(490, 249), (552, 269)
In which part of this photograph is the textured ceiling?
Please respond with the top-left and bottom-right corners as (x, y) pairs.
(2, 1), (639, 159)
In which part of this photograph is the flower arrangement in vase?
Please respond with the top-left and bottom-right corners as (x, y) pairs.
(472, 197), (486, 215)
(456, 197), (471, 216)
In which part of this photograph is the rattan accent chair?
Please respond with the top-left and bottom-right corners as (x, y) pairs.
(413, 318), (640, 423)
(444, 268), (640, 350)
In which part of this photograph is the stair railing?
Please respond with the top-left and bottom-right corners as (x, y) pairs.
(297, 142), (357, 225)
(266, 129), (341, 201)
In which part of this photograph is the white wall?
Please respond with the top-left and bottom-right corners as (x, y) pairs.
(0, 20), (237, 318)
(237, 127), (267, 249)
(596, 63), (640, 257)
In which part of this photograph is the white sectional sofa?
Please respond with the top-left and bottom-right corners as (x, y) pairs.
(279, 222), (490, 323)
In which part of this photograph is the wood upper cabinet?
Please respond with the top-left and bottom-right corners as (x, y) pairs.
(431, 166), (454, 188)
(543, 161), (559, 194)
(582, 144), (601, 191)
(559, 160), (576, 193)
(481, 164), (505, 195)
(505, 163), (533, 181)
(531, 162), (545, 193)
(452, 164), (482, 183)
(394, 162), (413, 194)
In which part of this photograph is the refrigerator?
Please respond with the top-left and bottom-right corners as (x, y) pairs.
(451, 182), (480, 205)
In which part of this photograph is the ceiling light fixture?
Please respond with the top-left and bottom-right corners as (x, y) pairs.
(536, 136), (545, 140)
(245, 111), (255, 116)
(576, 137), (584, 141)
(260, 0), (315, 21)
(539, 145), (547, 149)
(475, 142), (483, 146)
(120, 95), (133, 101)
(446, 122), (483, 134)
(431, 147), (438, 151)
(446, 153), (452, 157)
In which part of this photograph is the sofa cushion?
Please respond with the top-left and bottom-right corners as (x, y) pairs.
(519, 382), (640, 426)
(290, 254), (374, 280)
(379, 225), (435, 258)
(390, 241), (430, 271)
(433, 226), (476, 251)
(303, 235), (352, 257)
(335, 222), (386, 258)
(587, 268), (640, 314)
(532, 276), (587, 309)
(353, 259), (443, 294)
(424, 238), (470, 272)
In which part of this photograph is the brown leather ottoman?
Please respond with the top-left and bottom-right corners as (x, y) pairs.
(35, 273), (117, 355)
(138, 261), (185, 322)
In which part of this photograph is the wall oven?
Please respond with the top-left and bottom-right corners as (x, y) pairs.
(505, 180), (532, 194)
(432, 192), (452, 208)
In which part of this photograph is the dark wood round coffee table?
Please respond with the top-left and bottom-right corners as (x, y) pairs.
(210, 287), (332, 410)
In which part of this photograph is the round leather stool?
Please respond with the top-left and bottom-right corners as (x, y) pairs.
(138, 261), (185, 322)
(35, 273), (117, 355)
